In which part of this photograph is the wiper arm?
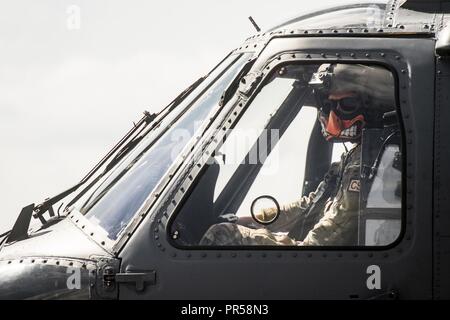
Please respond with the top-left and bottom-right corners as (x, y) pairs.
(5, 111), (157, 244)
(6, 65), (213, 244)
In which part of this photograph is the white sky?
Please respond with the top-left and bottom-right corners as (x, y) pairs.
(0, 0), (369, 233)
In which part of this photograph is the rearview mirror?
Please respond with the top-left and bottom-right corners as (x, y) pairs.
(250, 195), (280, 225)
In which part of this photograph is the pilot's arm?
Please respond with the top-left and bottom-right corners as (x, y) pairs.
(300, 160), (360, 246)
(248, 162), (341, 233)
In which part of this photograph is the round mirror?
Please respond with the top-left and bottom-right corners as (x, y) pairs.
(250, 195), (280, 225)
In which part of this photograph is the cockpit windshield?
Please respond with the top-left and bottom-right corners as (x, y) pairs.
(74, 53), (252, 240)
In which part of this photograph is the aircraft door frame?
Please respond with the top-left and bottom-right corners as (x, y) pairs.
(118, 36), (435, 300)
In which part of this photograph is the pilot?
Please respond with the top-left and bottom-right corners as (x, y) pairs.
(200, 63), (395, 246)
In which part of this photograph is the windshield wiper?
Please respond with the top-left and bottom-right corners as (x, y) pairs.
(5, 111), (157, 243)
(5, 73), (211, 244)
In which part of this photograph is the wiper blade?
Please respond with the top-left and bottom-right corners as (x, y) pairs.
(5, 111), (157, 243)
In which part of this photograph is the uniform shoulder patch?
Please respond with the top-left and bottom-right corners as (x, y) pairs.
(348, 179), (361, 192)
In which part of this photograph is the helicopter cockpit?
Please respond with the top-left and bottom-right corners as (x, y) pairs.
(169, 61), (402, 248)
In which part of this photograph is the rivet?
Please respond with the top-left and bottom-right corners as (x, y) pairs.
(304, 30), (308, 34)
(335, 53), (340, 57)
(43, 260), (47, 263)
(333, 29), (338, 33)
(401, 69), (406, 74)
(155, 235), (159, 240)
(306, 54), (311, 58)
(231, 253), (237, 258)
(380, 52), (386, 57)
(247, 253), (252, 258)
(186, 253), (191, 258)
(395, 55), (400, 60)
(348, 29), (354, 33)
(377, 29), (383, 32)
(363, 28), (369, 33)
(56, 261), (60, 265)
(161, 247), (165, 252)
(90, 232), (94, 236)
(318, 30), (323, 34)
(292, 54), (296, 58)
(292, 253), (297, 257)
(19, 260), (23, 263)
(277, 253), (282, 258)
(321, 53), (326, 57)
(399, 25), (405, 29)
(350, 53), (355, 57)
(337, 253), (343, 258)
(437, 70), (442, 75)
(31, 259), (35, 263)
(365, 53), (370, 57)
(217, 253), (221, 258)
(290, 30), (294, 34)
(201, 253), (207, 258)
(424, 24), (429, 29)
(266, 66), (270, 70)
(307, 253), (312, 258)
(388, 24), (393, 27)
(323, 253), (327, 258)
(262, 253), (267, 258)
(7, 261), (11, 264)
(69, 262), (73, 266)
(368, 253), (373, 258)
(353, 253), (358, 258)
(408, 205), (413, 210)
(101, 241), (105, 246)
(383, 253), (389, 258)
(172, 252), (177, 258)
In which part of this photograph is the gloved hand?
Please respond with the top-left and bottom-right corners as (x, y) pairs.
(217, 213), (239, 224)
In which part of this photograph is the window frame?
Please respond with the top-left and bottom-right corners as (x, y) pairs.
(165, 53), (406, 252)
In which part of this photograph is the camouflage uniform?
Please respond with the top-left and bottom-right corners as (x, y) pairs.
(200, 144), (361, 246)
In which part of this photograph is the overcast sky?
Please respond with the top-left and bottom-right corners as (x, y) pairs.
(0, 0), (379, 234)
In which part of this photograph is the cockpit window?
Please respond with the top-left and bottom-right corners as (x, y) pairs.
(75, 53), (252, 240)
(267, 3), (387, 32)
(170, 62), (403, 248)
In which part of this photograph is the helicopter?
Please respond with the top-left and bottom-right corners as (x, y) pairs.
(0, 0), (449, 300)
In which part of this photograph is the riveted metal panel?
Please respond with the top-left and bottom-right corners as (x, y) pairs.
(0, 257), (95, 300)
(434, 55), (450, 299)
(119, 36), (435, 299)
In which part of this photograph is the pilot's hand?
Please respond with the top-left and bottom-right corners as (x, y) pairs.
(217, 213), (239, 224)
